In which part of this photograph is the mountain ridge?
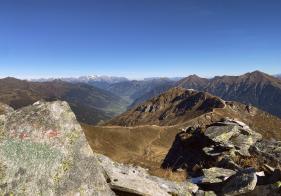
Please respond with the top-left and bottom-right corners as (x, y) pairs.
(126, 71), (281, 118)
(0, 77), (128, 124)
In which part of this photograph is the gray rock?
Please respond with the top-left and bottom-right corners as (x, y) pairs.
(204, 119), (262, 157)
(205, 124), (240, 144)
(97, 154), (198, 196)
(0, 101), (114, 196)
(221, 168), (257, 195)
(201, 167), (236, 183)
(195, 190), (217, 196)
(251, 140), (281, 166)
(241, 183), (281, 196)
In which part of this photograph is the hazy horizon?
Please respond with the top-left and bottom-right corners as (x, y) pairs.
(0, 69), (280, 81)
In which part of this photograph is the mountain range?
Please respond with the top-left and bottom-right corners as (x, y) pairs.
(2, 70), (281, 125)
(0, 77), (127, 124)
(126, 71), (281, 119)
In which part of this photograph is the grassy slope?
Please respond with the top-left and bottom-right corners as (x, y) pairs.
(83, 102), (281, 180)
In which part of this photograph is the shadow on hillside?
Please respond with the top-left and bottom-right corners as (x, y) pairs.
(161, 127), (215, 177)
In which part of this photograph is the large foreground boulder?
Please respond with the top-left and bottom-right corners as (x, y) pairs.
(0, 101), (114, 195)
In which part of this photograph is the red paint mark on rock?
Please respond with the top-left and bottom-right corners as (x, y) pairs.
(46, 129), (59, 138)
(19, 132), (28, 140)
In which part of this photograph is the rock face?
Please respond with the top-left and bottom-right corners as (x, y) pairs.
(0, 101), (114, 195)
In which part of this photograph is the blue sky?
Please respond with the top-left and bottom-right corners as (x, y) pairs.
(0, 0), (281, 79)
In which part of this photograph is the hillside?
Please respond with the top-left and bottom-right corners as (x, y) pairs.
(106, 87), (226, 126)
(105, 86), (281, 137)
(0, 77), (128, 124)
(204, 71), (281, 118)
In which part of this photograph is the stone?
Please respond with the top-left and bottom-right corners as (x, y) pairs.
(221, 168), (257, 195)
(257, 168), (281, 185)
(242, 184), (281, 196)
(204, 124), (240, 144)
(204, 119), (262, 157)
(97, 154), (198, 196)
(201, 167), (236, 183)
(251, 140), (281, 166)
(217, 157), (241, 171)
(0, 101), (114, 196)
(195, 190), (217, 196)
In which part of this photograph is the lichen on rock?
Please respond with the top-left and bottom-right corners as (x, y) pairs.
(0, 100), (114, 196)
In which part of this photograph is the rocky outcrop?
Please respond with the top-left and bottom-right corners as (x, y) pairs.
(162, 119), (261, 174)
(162, 118), (281, 195)
(0, 101), (114, 195)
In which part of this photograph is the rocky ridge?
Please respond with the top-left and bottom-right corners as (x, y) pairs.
(162, 118), (281, 195)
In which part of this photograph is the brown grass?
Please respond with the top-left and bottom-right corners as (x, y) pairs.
(150, 168), (187, 182)
(232, 155), (262, 170)
(82, 103), (281, 182)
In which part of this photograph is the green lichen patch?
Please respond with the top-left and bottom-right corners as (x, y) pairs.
(0, 140), (62, 169)
(52, 158), (73, 185)
(66, 132), (80, 145)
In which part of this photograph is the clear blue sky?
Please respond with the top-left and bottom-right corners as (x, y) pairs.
(0, 0), (281, 79)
